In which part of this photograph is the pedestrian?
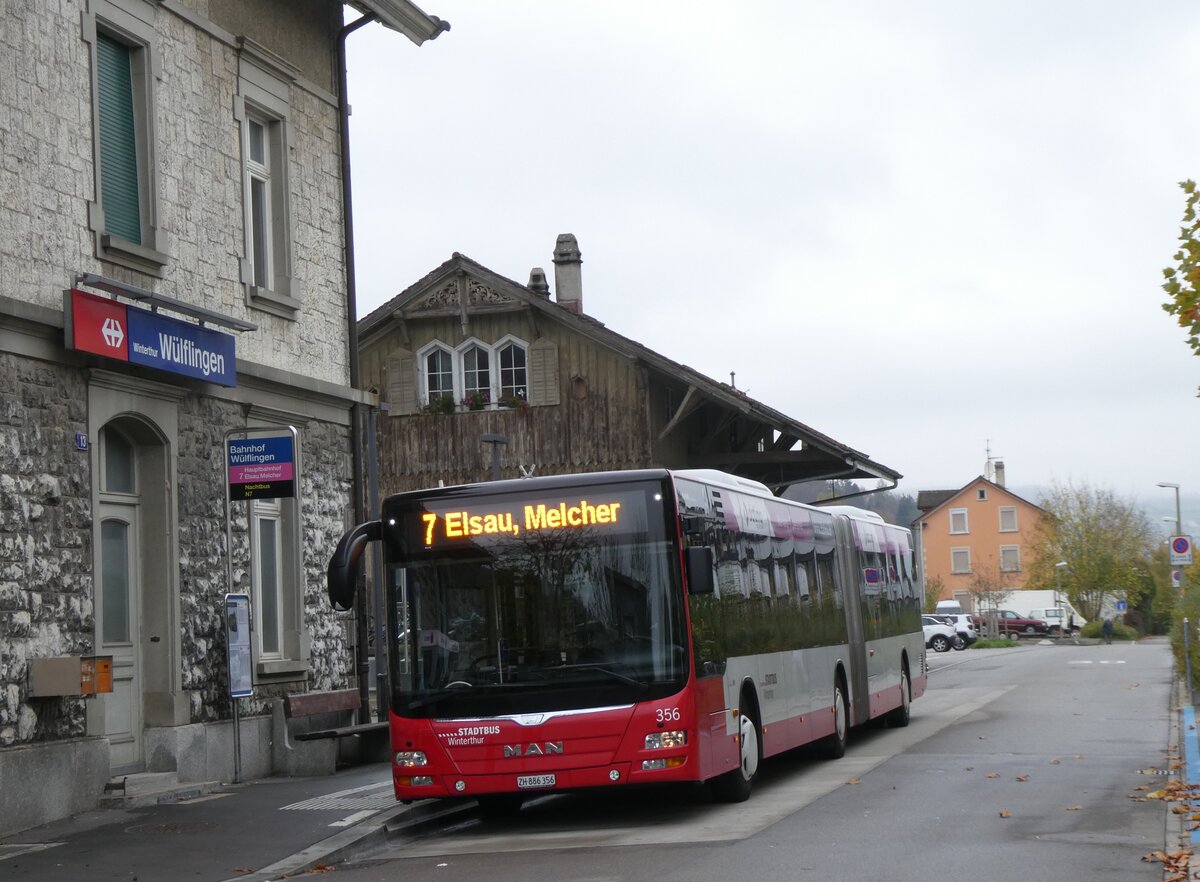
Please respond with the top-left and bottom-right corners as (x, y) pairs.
(1102, 617), (1114, 645)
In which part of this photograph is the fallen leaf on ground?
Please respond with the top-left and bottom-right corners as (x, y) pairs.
(999, 809), (1010, 818)
(1016, 775), (1029, 782)
(1065, 805), (1082, 811)
(986, 772), (999, 779)
(847, 777), (861, 785)
(1049, 758), (1061, 764)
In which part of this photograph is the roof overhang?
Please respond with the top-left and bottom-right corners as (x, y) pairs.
(347, 1), (450, 44)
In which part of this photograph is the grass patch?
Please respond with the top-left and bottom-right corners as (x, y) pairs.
(969, 638), (1021, 649)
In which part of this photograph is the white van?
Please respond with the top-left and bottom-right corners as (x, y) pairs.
(1027, 607), (1086, 635)
(934, 600), (965, 615)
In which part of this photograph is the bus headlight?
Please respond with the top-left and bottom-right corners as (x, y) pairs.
(394, 750), (428, 767)
(645, 730), (687, 750)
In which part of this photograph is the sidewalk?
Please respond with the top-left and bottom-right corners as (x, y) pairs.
(0, 762), (459, 882)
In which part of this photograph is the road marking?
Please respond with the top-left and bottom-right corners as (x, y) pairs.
(0, 843), (64, 861)
(281, 781), (393, 812)
(330, 810), (378, 828)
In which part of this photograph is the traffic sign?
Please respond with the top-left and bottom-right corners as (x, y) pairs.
(1173, 570), (1183, 589)
(1116, 599), (1127, 612)
(1171, 536), (1194, 566)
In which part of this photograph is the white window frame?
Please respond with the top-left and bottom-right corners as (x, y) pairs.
(418, 337), (531, 410)
(999, 506), (1018, 533)
(495, 334), (530, 404)
(949, 508), (969, 534)
(235, 43), (300, 318)
(999, 545), (1021, 572)
(418, 342), (456, 406)
(950, 547), (972, 574)
(83, 0), (170, 276)
(251, 497), (283, 659)
(977, 488), (988, 501)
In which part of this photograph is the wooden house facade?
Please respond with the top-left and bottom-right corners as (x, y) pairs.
(358, 235), (901, 497)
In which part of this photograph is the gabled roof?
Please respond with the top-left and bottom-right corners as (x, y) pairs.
(347, 1), (449, 44)
(913, 476), (1044, 524)
(359, 253), (902, 493)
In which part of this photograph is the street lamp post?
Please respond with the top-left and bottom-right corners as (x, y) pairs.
(1159, 481), (1193, 703)
(1055, 561), (1068, 639)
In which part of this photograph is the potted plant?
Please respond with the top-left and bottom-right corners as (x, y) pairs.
(462, 389), (490, 411)
(497, 391), (528, 410)
(424, 394), (455, 415)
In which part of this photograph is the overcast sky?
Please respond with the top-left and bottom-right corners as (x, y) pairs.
(344, 1), (1200, 518)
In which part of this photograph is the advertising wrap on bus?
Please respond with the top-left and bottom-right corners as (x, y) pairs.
(326, 467), (925, 813)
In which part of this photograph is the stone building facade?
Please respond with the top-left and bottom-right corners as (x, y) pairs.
(0, 0), (445, 835)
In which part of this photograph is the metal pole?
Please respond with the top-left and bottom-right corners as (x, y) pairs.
(368, 405), (387, 722)
(482, 434), (508, 482)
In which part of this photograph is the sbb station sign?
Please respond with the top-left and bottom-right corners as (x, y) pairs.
(65, 288), (236, 387)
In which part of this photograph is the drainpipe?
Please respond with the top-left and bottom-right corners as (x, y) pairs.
(338, 12), (377, 725)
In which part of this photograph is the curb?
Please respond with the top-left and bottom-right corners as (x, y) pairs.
(216, 797), (477, 882)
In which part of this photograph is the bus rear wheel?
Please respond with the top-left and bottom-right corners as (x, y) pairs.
(711, 701), (760, 803)
(820, 678), (849, 759)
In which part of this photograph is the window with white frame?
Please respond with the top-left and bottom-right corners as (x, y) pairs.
(418, 338), (530, 409)
(999, 545), (1021, 572)
(949, 508), (969, 534)
(498, 340), (528, 402)
(236, 47), (298, 318)
(424, 346), (454, 405)
(251, 497), (283, 657)
(951, 547), (972, 574)
(999, 506), (1018, 532)
(977, 488), (988, 501)
(462, 344), (491, 407)
(85, 0), (170, 275)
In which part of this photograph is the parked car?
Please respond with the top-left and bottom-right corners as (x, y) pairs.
(931, 612), (978, 650)
(922, 615), (957, 653)
(971, 609), (1049, 638)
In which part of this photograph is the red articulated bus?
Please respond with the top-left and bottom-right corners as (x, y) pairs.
(327, 468), (925, 814)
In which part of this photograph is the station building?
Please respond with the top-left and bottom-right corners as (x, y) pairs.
(0, 0), (445, 835)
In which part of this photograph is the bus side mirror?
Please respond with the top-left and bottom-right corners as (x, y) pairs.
(685, 545), (715, 595)
(326, 521), (381, 611)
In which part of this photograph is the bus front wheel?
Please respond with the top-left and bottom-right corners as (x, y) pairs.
(711, 700), (760, 803)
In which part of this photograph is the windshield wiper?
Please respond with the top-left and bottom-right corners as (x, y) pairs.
(404, 684), (473, 710)
(538, 663), (649, 690)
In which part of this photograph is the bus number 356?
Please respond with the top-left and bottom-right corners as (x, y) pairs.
(656, 707), (681, 723)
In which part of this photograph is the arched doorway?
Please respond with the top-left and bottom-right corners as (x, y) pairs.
(94, 415), (171, 773)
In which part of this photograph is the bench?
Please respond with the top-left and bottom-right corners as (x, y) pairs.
(271, 688), (388, 776)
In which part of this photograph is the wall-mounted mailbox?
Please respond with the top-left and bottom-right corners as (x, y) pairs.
(28, 656), (113, 697)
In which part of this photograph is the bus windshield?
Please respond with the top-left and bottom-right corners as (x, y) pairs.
(384, 477), (689, 718)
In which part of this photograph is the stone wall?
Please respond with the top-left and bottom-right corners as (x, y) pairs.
(0, 353), (93, 746)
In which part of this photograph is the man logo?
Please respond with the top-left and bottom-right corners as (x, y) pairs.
(503, 742), (563, 758)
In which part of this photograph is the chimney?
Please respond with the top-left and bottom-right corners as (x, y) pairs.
(552, 233), (582, 314)
(994, 461), (1006, 488)
(527, 267), (550, 298)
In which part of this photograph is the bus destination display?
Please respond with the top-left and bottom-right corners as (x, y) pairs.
(411, 487), (656, 550)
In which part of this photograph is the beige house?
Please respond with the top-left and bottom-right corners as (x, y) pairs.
(912, 466), (1044, 609)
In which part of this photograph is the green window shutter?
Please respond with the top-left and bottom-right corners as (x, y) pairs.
(96, 34), (141, 244)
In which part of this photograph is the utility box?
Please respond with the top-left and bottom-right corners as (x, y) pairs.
(28, 656), (113, 697)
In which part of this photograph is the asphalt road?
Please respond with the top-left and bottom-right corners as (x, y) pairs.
(329, 639), (1175, 882)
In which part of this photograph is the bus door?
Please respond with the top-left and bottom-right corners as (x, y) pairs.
(833, 517), (870, 726)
